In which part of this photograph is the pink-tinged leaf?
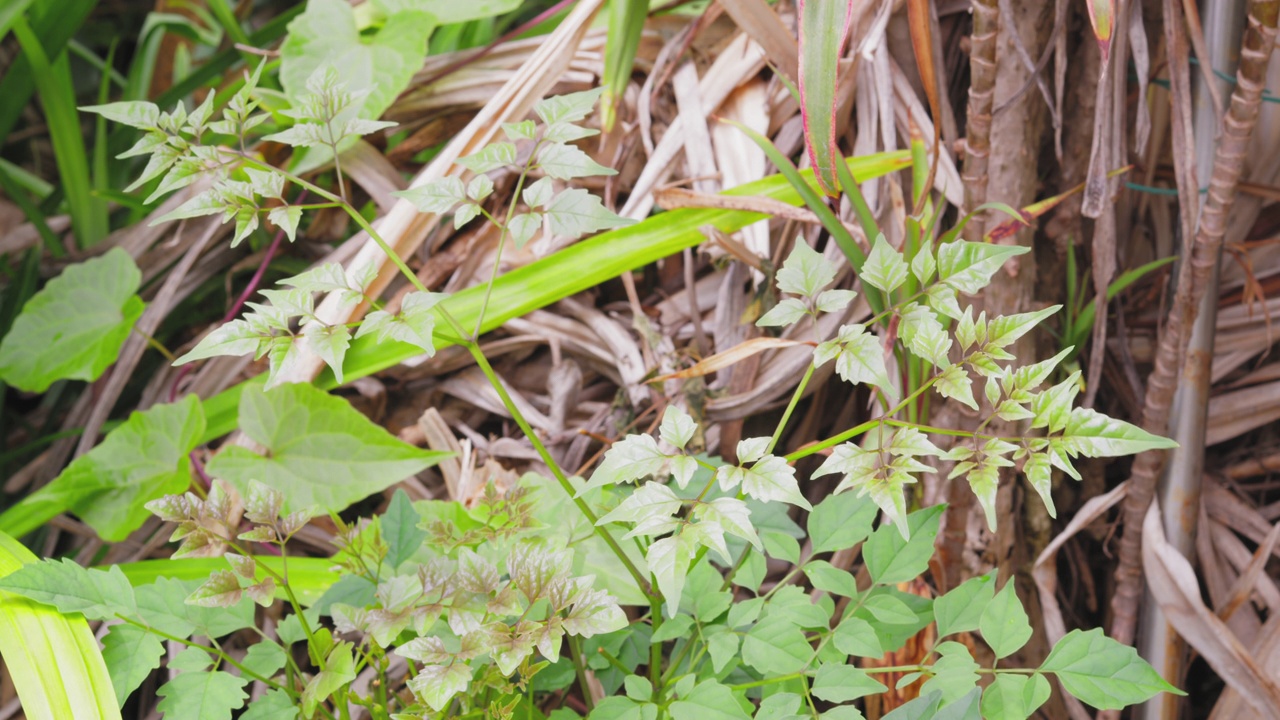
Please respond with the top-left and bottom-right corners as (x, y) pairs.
(798, 0), (855, 196)
(1085, 0), (1115, 60)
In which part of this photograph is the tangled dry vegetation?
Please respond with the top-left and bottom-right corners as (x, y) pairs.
(6, 0), (1280, 718)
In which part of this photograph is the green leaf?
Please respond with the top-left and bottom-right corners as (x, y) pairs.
(832, 616), (883, 657)
(0, 560), (135, 620)
(862, 235), (909, 295)
(934, 365), (978, 411)
(802, 560), (859, 597)
(303, 323), (351, 384)
(1056, 407), (1178, 458)
(755, 692), (802, 720)
(545, 188), (635, 239)
(808, 490), (878, 554)
(813, 324), (896, 401)
(508, 212), (542, 248)
(598, 481), (683, 536)
(659, 406), (697, 449)
(625, 674), (654, 701)
(457, 142), (517, 173)
(583, 434), (670, 493)
(762, 529), (801, 564)
(241, 641), (288, 679)
(650, 614), (694, 643)
(0, 248), (143, 392)
(17, 396), (204, 542)
(979, 582), (1032, 659)
(670, 680), (752, 720)
(355, 290), (445, 357)
(134, 577), (255, 639)
(155, 671), (248, 720)
(101, 623), (163, 706)
(936, 242), (1029, 295)
(1040, 628), (1182, 709)
(82, 101), (160, 130)
(239, 689), (300, 720)
(206, 383), (445, 515)
(863, 593), (918, 624)
(382, 489), (426, 569)
(267, 206), (303, 242)
(538, 142), (617, 179)
(863, 505), (944, 585)
(899, 303), (952, 368)
(279, 0), (435, 122)
(302, 641), (356, 716)
(980, 674), (1050, 720)
(934, 573), (994, 637)
(919, 641), (980, 703)
(647, 533), (696, 618)
(590, 696), (657, 720)
(742, 616), (811, 674)
(372, 0), (520, 23)
(880, 692), (942, 720)
(984, 306), (1059, 350)
(811, 664), (886, 703)
(534, 88), (605, 125)
(776, 240), (836, 299)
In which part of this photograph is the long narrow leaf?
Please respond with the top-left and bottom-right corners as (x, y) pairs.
(114, 556), (335, 607)
(600, 0), (647, 132)
(1067, 256), (1177, 352)
(13, 17), (108, 248)
(0, 0), (95, 148)
(0, 531), (121, 719)
(798, 0), (853, 195)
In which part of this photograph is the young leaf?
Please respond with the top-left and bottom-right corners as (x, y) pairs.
(545, 188), (634, 239)
(381, 489), (426, 569)
(537, 142), (617, 179)
(934, 573), (995, 638)
(646, 533), (698, 618)
(1056, 407), (1179, 457)
(863, 505), (944, 584)
(757, 297), (810, 328)
(155, 671), (248, 720)
(813, 324), (896, 401)
(1040, 629), (1181, 709)
(508, 212), (542, 248)
(776, 240), (838, 299)
(15, 396), (205, 542)
(582, 434), (670, 493)
(457, 142), (517, 173)
(936, 242), (1029, 295)
(985, 306), (1060, 350)
(695, 497), (762, 552)
(355, 290), (445, 357)
(302, 642), (356, 716)
(862, 235), (909, 295)
(979, 582), (1033, 659)
(811, 664), (887, 703)
(0, 248), (144, 393)
(934, 365), (978, 411)
(267, 206), (303, 242)
(303, 323), (350, 383)
(1022, 452), (1055, 517)
(899, 303), (952, 368)
(82, 101), (161, 130)
(980, 673), (1051, 720)
(597, 482), (683, 531)
(716, 456), (810, 510)
(659, 405), (697, 450)
(101, 623), (164, 705)
(395, 176), (467, 214)
(206, 383), (445, 515)
(523, 176), (555, 208)
(534, 87), (605, 125)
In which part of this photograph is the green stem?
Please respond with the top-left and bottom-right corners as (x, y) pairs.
(568, 636), (595, 712)
(119, 617), (289, 692)
(472, 141), (539, 339)
(766, 362), (816, 455)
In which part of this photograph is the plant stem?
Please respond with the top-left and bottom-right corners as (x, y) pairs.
(472, 142), (539, 339)
(766, 362), (816, 455)
(119, 616), (290, 692)
(569, 637), (595, 713)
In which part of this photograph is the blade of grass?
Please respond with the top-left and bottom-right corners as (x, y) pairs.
(601, 0), (648, 132)
(0, 0), (36, 40)
(797, 0), (853, 195)
(0, 531), (122, 720)
(1067, 256), (1177, 353)
(113, 556), (336, 607)
(12, 17), (109, 248)
(0, 0), (95, 146)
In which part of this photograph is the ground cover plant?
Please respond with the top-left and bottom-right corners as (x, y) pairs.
(0, 0), (1277, 719)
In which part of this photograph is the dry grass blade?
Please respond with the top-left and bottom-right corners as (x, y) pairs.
(1142, 501), (1280, 715)
(719, 0), (799, 83)
(653, 337), (808, 382)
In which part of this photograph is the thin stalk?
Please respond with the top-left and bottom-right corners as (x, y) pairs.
(473, 142), (540, 339)
(568, 637), (595, 713)
(767, 363), (816, 455)
(119, 617), (290, 692)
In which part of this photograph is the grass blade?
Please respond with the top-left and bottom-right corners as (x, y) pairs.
(113, 556), (336, 607)
(601, 0), (647, 132)
(0, 531), (122, 719)
(0, 0), (95, 146)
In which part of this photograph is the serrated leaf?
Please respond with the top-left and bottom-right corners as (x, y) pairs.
(283, 264), (354, 296)
(1022, 452), (1055, 517)
(457, 142), (517, 173)
(757, 298), (809, 327)
(581, 434), (669, 493)
(1040, 629), (1180, 709)
(241, 641), (287, 679)
(979, 583), (1032, 659)
(188, 570), (243, 608)
(101, 623), (164, 706)
(899, 303), (951, 367)
(812, 664), (887, 703)
(82, 101), (161, 129)
(980, 674), (1050, 720)
(534, 88), (605, 125)
(862, 235), (909, 294)
(302, 642), (356, 716)
(936, 241), (1029, 295)
(454, 201), (482, 228)
(538, 142), (616, 179)
(1056, 407), (1178, 457)
(15, 396), (204, 542)
(815, 288), (857, 314)
(598, 482), (682, 529)
(545, 188), (634, 239)
(268, 206), (304, 242)
(814, 324), (896, 401)
(523, 176), (555, 208)
(1031, 371), (1081, 432)
(502, 120), (536, 141)
(355, 290), (444, 356)
(911, 245), (936, 284)
(0, 248), (144, 392)
(985, 306), (1059, 350)
(382, 489), (426, 569)
(717, 456), (810, 510)
(508, 212), (542, 248)
(467, 174), (494, 202)
(303, 323), (350, 383)
(134, 577), (255, 639)
(408, 662), (473, 712)
(695, 497), (762, 552)
(206, 383), (445, 515)
(776, 240), (836, 299)
(239, 689), (299, 720)
(155, 671), (248, 720)
(934, 573), (995, 638)
(659, 406), (697, 449)
(280, 0), (436, 122)
(395, 176), (466, 213)
(647, 533), (697, 618)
